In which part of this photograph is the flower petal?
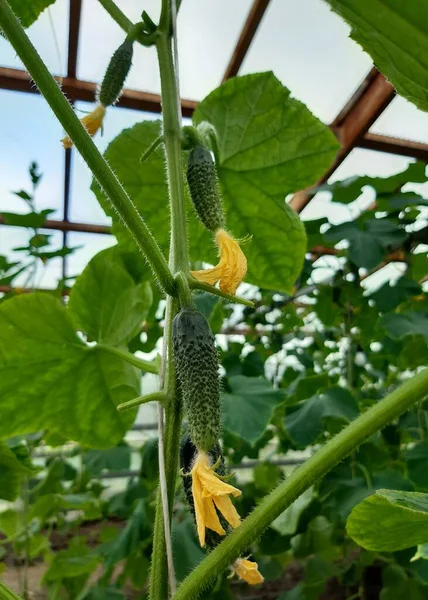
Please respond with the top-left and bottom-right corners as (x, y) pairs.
(203, 497), (226, 537)
(216, 229), (247, 295)
(192, 466), (206, 546)
(191, 264), (222, 286)
(61, 105), (106, 149)
(213, 494), (241, 529)
(233, 559), (264, 585)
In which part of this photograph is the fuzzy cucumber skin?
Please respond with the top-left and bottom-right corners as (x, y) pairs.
(186, 146), (225, 232)
(173, 309), (221, 452)
(99, 40), (133, 107)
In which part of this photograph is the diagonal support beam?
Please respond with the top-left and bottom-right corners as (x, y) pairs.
(0, 66), (198, 117)
(222, 0), (271, 81)
(290, 68), (395, 213)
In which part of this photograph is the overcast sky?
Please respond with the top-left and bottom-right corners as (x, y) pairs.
(0, 0), (427, 287)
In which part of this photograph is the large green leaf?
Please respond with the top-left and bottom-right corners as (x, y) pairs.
(194, 72), (338, 292)
(222, 375), (284, 444)
(0, 294), (137, 448)
(285, 387), (359, 447)
(68, 248), (152, 346)
(347, 489), (428, 551)
(0, 441), (35, 501)
(7, 0), (56, 27)
(324, 0), (428, 112)
(92, 73), (339, 292)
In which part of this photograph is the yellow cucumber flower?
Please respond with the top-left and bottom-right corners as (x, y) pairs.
(191, 228), (247, 296)
(61, 104), (106, 149)
(232, 558), (264, 585)
(191, 451), (241, 547)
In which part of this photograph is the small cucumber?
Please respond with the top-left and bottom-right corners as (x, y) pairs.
(173, 308), (220, 452)
(186, 146), (225, 232)
(99, 39), (133, 107)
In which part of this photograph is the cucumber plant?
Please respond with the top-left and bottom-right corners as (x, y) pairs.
(1, 1), (428, 600)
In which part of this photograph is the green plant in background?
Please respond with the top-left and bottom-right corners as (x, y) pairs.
(0, 0), (428, 599)
(0, 162), (77, 297)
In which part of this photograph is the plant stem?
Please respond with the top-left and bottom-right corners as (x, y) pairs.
(173, 368), (428, 600)
(150, 3), (191, 597)
(117, 391), (166, 412)
(0, 582), (23, 600)
(188, 276), (254, 307)
(97, 0), (133, 32)
(0, 0), (175, 297)
(157, 34), (189, 275)
(96, 344), (160, 374)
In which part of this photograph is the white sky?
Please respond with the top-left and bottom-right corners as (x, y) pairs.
(1, 0), (428, 287)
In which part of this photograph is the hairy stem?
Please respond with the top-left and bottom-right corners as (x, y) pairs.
(0, 582), (23, 600)
(173, 367), (428, 600)
(117, 391), (166, 412)
(150, 2), (191, 597)
(96, 344), (160, 374)
(0, 0), (175, 296)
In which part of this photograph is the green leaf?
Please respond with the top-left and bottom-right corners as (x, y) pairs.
(172, 516), (205, 583)
(381, 311), (428, 341)
(44, 539), (100, 581)
(285, 387), (359, 447)
(222, 375), (284, 444)
(194, 72), (340, 292)
(83, 445), (131, 476)
(380, 565), (425, 600)
(0, 294), (137, 448)
(370, 278), (422, 312)
(347, 489), (428, 551)
(322, 162), (427, 204)
(93, 73), (338, 292)
(68, 248), (152, 345)
(405, 442), (428, 491)
(7, 0), (56, 27)
(0, 209), (54, 228)
(272, 487), (313, 536)
(0, 441), (35, 501)
(324, 0), (428, 112)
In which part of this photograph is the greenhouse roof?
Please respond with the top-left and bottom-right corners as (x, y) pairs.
(1, 0), (427, 289)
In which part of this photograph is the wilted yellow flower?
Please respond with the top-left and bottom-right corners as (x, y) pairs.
(191, 228), (247, 296)
(191, 451), (241, 547)
(232, 558), (264, 585)
(61, 104), (106, 149)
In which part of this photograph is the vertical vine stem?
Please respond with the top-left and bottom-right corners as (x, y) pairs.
(0, 0), (175, 297)
(173, 367), (428, 600)
(150, 1), (192, 599)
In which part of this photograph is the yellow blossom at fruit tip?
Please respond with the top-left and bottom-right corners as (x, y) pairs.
(191, 451), (241, 547)
(232, 558), (264, 585)
(191, 228), (247, 296)
(61, 104), (106, 149)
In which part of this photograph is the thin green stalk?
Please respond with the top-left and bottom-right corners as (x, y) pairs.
(173, 368), (428, 600)
(0, 0), (175, 297)
(0, 582), (22, 600)
(150, 3), (191, 597)
(96, 344), (160, 374)
(188, 276), (254, 307)
(97, 0), (133, 32)
(117, 391), (166, 412)
(157, 33), (189, 274)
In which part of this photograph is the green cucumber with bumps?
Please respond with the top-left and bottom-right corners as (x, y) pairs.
(99, 39), (133, 107)
(173, 308), (220, 452)
(186, 145), (225, 232)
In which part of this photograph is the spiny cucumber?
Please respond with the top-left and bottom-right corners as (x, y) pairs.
(173, 308), (220, 452)
(99, 39), (133, 107)
(186, 146), (225, 232)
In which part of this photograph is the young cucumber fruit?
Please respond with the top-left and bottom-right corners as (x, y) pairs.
(186, 145), (225, 232)
(99, 39), (133, 107)
(173, 308), (220, 452)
